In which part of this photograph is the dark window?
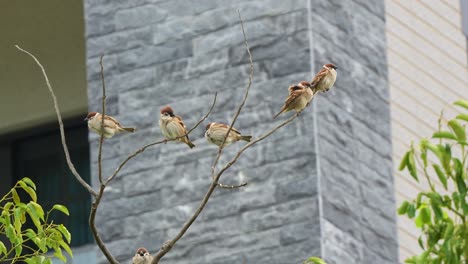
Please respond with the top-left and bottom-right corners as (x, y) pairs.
(1, 120), (92, 247)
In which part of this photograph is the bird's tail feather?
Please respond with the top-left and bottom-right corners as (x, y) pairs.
(241, 135), (252, 142)
(123, 127), (136, 133)
(273, 110), (284, 119)
(187, 141), (196, 149)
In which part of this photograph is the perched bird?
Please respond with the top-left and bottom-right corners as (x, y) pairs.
(85, 112), (135, 138)
(205, 122), (252, 147)
(159, 106), (195, 149)
(132, 247), (153, 264)
(273, 81), (314, 119)
(310, 63), (338, 93)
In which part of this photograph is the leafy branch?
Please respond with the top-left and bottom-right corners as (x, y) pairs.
(398, 100), (468, 264)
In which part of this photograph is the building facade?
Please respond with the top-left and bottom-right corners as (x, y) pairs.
(0, 0), (467, 263)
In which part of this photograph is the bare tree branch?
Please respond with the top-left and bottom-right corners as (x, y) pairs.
(89, 186), (119, 264)
(97, 55), (107, 185)
(15, 45), (98, 198)
(89, 55), (120, 264)
(210, 10), (254, 178)
(105, 92), (217, 185)
(217, 182), (248, 189)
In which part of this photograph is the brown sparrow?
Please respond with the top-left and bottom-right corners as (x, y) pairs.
(205, 122), (252, 147)
(159, 106), (195, 149)
(273, 81), (314, 119)
(310, 63), (337, 93)
(132, 247), (153, 264)
(85, 112), (136, 138)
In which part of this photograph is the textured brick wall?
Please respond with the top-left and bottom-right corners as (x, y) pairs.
(84, 0), (397, 263)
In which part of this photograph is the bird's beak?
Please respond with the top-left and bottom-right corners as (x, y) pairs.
(84, 118), (88, 121)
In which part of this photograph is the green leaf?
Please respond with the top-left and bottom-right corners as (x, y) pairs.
(452, 192), (460, 210)
(57, 224), (71, 243)
(430, 201), (443, 220)
(420, 207), (431, 224)
(440, 144), (452, 175)
(444, 221), (454, 239)
(399, 151), (410, 171)
(20, 185), (37, 203)
(455, 173), (467, 195)
(0, 241), (7, 256)
(448, 120), (466, 141)
(12, 189), (20, 204)
(52, 204), (69, 216)
(456, 113), (468, 122)
(6, 224), (16, 241)
(432, 164), (447, 190)
(432, 131), (457, 140)
(454, 99), (468, 109)
(408, 203), (416, 218)
(415, 211), (424, 228)
(14, 207), (23, 235)
(418, 236), (424, 250)
(407, 151), (419, 181)
(21, 177), (36, 190)
(26, 204), (42, 230)
(398, 201), (410, 215)
(14, 244), (22, 257)
(461, 195), (468, 215)
(415, 251), (429, 264)
(59, 239), (73, 258)
(29, 201), (44, 221)
(53, 247), (66, 262)
(421, 140), (441, 159)
(24, 256), (46, 264)
(304, 257), (327, 264)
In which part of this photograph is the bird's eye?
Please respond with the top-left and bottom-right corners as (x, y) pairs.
(144, 253), (149, 256)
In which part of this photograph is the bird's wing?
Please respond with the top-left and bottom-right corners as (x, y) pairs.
(283, 88), (305, 109)
(175, 116), (187, 129)
(103, 115), (122, 127)
(174, 116), (190, 139)
(214, 123), (241, 135)
(310, 68), (329, 87)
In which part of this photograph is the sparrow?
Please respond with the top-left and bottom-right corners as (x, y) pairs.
(205, 122), (252, 147)
(132, 247), (154, 264)
(85, 112), (135, 138)
(159, 106), (195, 149)
(273, 81), (314, 119)
(310, 63), (337, 93)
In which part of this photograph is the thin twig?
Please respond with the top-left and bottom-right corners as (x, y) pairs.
(210, 10), (254, 178)
(98, 55), (107, 185)
(88, 56), (120, 264)
(89, 186), (119, 264)
(105, 92), (217, 185)
(217, 182), (248, 189)
(15, 45), (98, 198)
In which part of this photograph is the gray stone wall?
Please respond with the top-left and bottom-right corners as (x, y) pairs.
(311, 0), (398, 263)
(84, 0), (397, 263)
